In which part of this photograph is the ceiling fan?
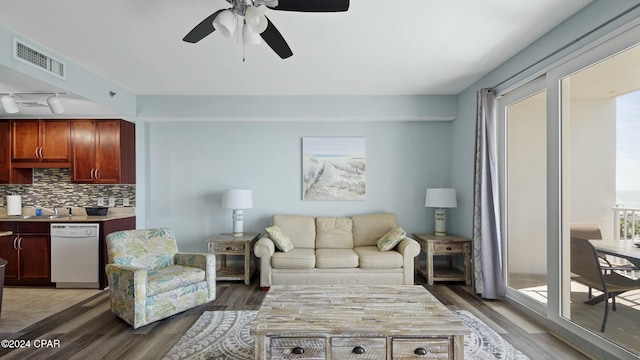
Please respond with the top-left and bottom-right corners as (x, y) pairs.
(183, 0), (350, 59)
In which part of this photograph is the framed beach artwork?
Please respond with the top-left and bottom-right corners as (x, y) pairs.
(302, 137), (366, 201)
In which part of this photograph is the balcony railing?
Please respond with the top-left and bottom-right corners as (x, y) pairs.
(613, 206), (640, 240)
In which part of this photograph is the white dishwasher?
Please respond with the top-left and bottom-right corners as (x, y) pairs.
(51, 223), (100, 289)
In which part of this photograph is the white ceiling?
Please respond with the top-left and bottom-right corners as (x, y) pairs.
(0, 0), (593, 115)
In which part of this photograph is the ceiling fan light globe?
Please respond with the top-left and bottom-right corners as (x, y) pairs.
(213, 10), (236, 37)
(245, 6), (268, 33)
(243, 25), (262, 45)
(1, 95), (19, 114)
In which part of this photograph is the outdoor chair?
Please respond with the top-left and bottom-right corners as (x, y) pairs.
(570, 236), (640, 332)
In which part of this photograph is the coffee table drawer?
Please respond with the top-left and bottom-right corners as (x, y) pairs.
(331, 337), (386, 359)
(271, 337), (326, 359)
(392, 338), (451, 359)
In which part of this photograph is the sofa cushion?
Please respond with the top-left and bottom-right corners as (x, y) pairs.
(273, 215), (316, 249)
(355, 246), (403, 269)
(146, 265), (205, 296)
(272, 248), (316, 269)
(316, 217), (354, 249)
(266, 225), (295, 252)
(376, 227), (406, 251)
(352, 213), (399, 247)
(316, 248), (359, 268)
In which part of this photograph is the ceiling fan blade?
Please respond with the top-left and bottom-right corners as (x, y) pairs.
(270, 0), (349, 12)
(261, 18), (293, 59)
(182, 9), (224, 43)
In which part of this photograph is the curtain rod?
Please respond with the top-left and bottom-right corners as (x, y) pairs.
(490, 2), (640, 90)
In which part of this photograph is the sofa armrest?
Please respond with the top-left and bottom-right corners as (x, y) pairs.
(396, 236), (421, 285)
(105, 264), (148, 328)
(396, 237), (421, 258)
(254, 236), (275, 258)
(175, 253), (217, 301)
(254, 236), (275, 288)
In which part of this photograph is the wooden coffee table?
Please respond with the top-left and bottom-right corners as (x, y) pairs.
(250, 285), (470, 359)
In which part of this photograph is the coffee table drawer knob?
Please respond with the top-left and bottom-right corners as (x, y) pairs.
(291, 347), (305, 355)
(414, 347), (428, 355)
(352, 346), (365, 354)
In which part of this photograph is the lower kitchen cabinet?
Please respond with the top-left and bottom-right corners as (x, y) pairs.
(0, 222), (51, 286)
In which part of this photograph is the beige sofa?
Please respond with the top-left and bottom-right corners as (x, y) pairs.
(254, 213), (421, 288)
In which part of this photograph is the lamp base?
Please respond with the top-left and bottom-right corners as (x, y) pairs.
(232, 209), (244, 237)
(434, 208), (447, 236)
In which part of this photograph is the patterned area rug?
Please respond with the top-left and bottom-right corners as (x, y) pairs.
(163, 310), (529, 360)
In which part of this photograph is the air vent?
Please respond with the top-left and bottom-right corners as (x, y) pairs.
(13, 39), (66, 79)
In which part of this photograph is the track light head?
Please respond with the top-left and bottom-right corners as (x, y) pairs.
(1, 95), (19, 114)
(46, 94), (64, 114)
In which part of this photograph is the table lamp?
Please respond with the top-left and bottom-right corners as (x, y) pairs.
(222, 189), (253, 236)
(425, 188), (457, 236)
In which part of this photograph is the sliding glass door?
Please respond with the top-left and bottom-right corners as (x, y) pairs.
(500, 80), (548, 309)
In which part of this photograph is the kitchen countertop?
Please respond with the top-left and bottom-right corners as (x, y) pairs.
(0, 207), (135, 222)
(0, 214), (135, 222)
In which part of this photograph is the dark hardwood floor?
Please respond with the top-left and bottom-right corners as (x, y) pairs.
(0, 276), (591, 360)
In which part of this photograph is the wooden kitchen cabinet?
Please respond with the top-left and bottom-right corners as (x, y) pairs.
(0, 120), (33, 184)
(11, 119), (71, 167)
(71, 119), (135, 184)
(0, 222), (51, 286)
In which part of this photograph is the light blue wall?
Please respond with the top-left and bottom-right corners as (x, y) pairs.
(450, 0), (640, 239)
(143, 120), (452, 252)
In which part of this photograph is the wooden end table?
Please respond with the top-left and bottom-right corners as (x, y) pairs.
(205, 232), (260, 285)
(413, 233), (472, 286)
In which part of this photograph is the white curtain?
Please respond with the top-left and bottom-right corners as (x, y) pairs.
(473, 88), (505, 299)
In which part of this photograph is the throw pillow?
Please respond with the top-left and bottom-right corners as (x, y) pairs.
(266, 225), (294, 252)
(376, 227), (406, 251)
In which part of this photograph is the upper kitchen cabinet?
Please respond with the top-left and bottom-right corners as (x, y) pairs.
(11, 119), (71, 168)
(71, 119), (135, 184)
(0, 120), (32, 184)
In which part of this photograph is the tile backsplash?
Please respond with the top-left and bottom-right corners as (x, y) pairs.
(0, 168), (135, 208)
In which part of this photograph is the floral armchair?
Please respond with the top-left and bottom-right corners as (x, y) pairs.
(106, 228), (216, 329)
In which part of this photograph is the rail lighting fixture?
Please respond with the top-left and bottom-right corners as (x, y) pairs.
(0, 91), (67, 114)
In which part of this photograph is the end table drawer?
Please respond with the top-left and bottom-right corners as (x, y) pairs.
(212, 242), (246, 254)
(331, 337), (386, 359)
(392, 338), (450, 359)
(433, 243), (463, 254)
(271, 337), (325, 359)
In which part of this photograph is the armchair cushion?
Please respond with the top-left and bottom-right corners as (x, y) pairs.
(108, 228), (179, 270)
(146, 265), (205, 296)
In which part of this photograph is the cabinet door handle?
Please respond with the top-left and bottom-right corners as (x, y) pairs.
(352, 346), (365, 354)
(18, 237), (23, 250)
(35, 147), (40, 158)
(13, 237), (17, 250)
(291, 347), (305, 355)
(446, 247), (452, 251)
(90, 169), (95, 180)
(95, 168), (100, 180)
(39, 147), (44, 158)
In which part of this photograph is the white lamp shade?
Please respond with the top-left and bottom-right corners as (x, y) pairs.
(243, 24), (262, 45)
(47, 95), (64, 114)
(223, 189), (253, 209)
(425, 188), (457, 208)
(213, 10), (237, 37)
(1, 95), (19, 114)
(244, 5), (268, 34)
